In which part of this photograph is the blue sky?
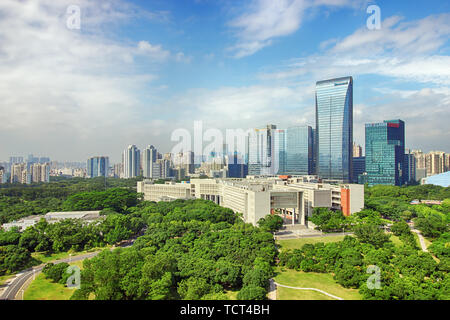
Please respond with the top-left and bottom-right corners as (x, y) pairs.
(0, 0), (449, 162)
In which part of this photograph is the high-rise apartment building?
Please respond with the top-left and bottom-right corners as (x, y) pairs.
(426, 151), (446, 176)
(123, 145), (140, 178)
(0, 167), (4, 184)
(87, 156), (109, 178)
(365, 119), (405, 186)
(285, 126), (314, 175)
(143, 145), (158, 178)
(113, 163), (123, 178)
(315, 76), (353, 182)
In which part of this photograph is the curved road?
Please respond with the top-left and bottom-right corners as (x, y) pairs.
(1, 239), (137, 300)
(0, 251), (100, 300)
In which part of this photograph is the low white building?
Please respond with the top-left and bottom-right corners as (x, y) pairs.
(137, 176), (364, 226)
(2, 211), (102, 232)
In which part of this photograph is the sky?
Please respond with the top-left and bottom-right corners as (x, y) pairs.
(0, 0), (449, 163)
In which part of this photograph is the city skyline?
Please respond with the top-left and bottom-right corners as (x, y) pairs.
(0, 0), (449, 162)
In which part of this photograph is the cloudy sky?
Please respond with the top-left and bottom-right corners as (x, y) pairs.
(0, 0), (449, 163)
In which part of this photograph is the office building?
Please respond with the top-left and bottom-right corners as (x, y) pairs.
(315, 76), (353, 182)
(137, 176), (364, 226)
(352, 156), (365, 183)
(404, 149), (416, 183)
(247, 125), (284, 176)
(227, 153), (248, 178)
(365, 119), (405, 186)
(87, 156), (109, 178)
(285, 126), (314, 175)
(123, 145), (140, 178)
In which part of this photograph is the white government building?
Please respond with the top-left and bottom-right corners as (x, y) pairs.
(137, 176), (364, 226)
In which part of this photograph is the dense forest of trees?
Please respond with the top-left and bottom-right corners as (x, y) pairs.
(0, 177), (142, 224)
(1, 179), (449, 300)
(284, 184), (450, 300)
(0, 186), (143, 275)
(71, 199), (277, 300)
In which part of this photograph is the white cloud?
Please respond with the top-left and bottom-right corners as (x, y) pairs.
(228, 0), (364, 58)
(0, 0), (174, 161)
(259, 14), (450, 86)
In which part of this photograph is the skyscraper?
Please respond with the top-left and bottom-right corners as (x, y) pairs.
(87, 156), (109, 178)
(143, 145), (157, 178)
(365, 119), (405, 186)
(247, 125), (284, 175)
(285, 126), (314, 175)
(123, 145), (140, 178)
(315, 76), (353, 182)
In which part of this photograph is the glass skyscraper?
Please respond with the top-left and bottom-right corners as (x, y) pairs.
(285, 126), (313, 175)
(315, 76), (353, 182)
(87, 156), (109, 178)
(247, 125), (284, 175)
(365, 119), (405, 186)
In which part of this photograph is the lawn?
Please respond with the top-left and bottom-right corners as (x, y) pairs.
(0, 274), (15, 287)
(23, 260), (87, 300)
(274, 267), (362, 300)
(277, 287), (336, 300)
(276, 235), (347, 252)
(23, 273), (76, 300)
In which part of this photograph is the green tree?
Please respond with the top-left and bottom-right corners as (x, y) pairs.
(354, 223), (391, 249)
(237, 285), (267, 300)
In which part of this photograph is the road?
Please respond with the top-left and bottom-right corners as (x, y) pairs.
(1, 239), (136, 300)
(411, 228), (428, 252)
(0, 251), (100, 300)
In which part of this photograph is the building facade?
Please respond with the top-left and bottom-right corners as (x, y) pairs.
(143, 145), (158, 178)
(365, 119), (405, 186)
(123, 145), (140, 178)
(315, 76), (353, 182)
(285, 126), (314, 175)
(87, 156), (109, 178)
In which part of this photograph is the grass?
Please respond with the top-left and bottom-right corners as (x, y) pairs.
(23, 273), (76, 300)
(23, 259), (88, 300)
(277, 287), (336, 300)
(0, 274), (15, 287)
(274, 267), (362, 300)
(224, 289), (239, 300)
(276, 235), (347, 252)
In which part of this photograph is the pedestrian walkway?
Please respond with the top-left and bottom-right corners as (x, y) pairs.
(274, 282), (344, 300)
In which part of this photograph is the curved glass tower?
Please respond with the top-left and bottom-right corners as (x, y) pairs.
(315, 76), (353, 182)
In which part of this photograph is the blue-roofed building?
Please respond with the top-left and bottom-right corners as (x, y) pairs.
(422, 171), (450, 187)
